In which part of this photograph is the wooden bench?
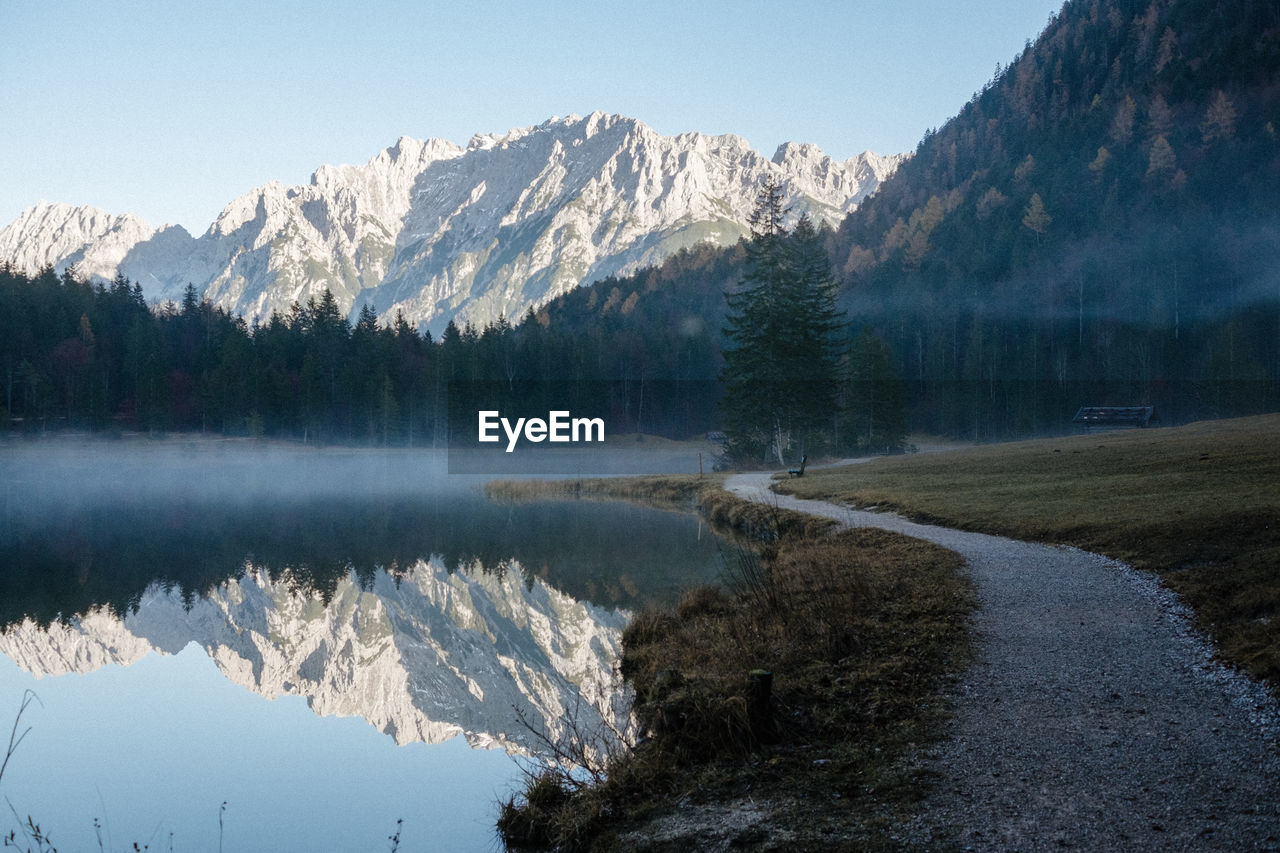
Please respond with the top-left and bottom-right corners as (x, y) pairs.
(1071, 406), (1156, 430)
(787, 455), (807, 477)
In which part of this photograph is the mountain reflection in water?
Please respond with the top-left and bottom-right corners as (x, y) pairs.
(2, 556), (630, 754)
(0, 443), (725, 849)
(1, 490), (718, 632)
(1, 461), (723, 752)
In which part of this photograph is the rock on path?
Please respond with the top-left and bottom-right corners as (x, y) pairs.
(725, 470), (1280, 850)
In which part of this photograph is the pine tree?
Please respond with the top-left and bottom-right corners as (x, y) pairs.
(785, 214), (845, 433)
(720, 178), (845, 465)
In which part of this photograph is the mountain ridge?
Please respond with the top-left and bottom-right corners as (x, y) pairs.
(0, 113), (903, 335)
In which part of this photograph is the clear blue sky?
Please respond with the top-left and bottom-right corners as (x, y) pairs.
(1, 0), (1063, 233)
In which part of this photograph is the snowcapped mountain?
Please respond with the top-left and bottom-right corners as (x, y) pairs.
(0, 557), (630, 756)
(0, 113), (904, 334)
(0, 202), (159, 284)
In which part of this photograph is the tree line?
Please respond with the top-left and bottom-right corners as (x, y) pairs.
(0, 251), (908, 457)
(822, 0), (1280, 437)
(0, 264), (731, 444)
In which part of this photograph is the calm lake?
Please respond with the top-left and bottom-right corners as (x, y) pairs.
(0, 439), (725, 852)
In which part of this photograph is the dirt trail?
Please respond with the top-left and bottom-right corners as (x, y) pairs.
(725, 470), (1280, 850)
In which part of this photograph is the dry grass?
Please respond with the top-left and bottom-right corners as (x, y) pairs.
(778, 413), (1280, 689)
(498, 490), (973, 851)
(485, 474), (835, 543)
(695, 487), (837, 541)
(485, 474), (719, 506)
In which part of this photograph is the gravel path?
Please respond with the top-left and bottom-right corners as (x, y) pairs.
(725, 470), (1280, 850)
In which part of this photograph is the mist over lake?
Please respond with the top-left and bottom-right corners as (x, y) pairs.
(0, 436), (726, 851)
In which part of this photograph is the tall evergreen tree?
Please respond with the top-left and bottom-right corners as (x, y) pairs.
(720, 178), (846, 464)
(787, 213), (845, 407)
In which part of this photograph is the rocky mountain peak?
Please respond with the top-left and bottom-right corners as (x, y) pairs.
(0, 115), (905, 334)
(0, 201), (155, 282)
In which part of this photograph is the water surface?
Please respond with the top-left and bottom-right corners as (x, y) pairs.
(0, 439), (724, 851)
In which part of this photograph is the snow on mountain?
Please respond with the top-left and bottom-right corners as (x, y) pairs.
(0, 557), (629, 757)
(0, 113), (904, 334)
(0, 201), (160, 283)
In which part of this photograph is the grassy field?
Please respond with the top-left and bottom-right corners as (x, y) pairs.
(498, 491), (973, 851)
(495, 415), (1278, 848)
(776, 414), (1280, 689)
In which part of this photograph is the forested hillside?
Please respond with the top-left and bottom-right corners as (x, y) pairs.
(830, 0), (1280, 435)
(543, 0), (1280, 439)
